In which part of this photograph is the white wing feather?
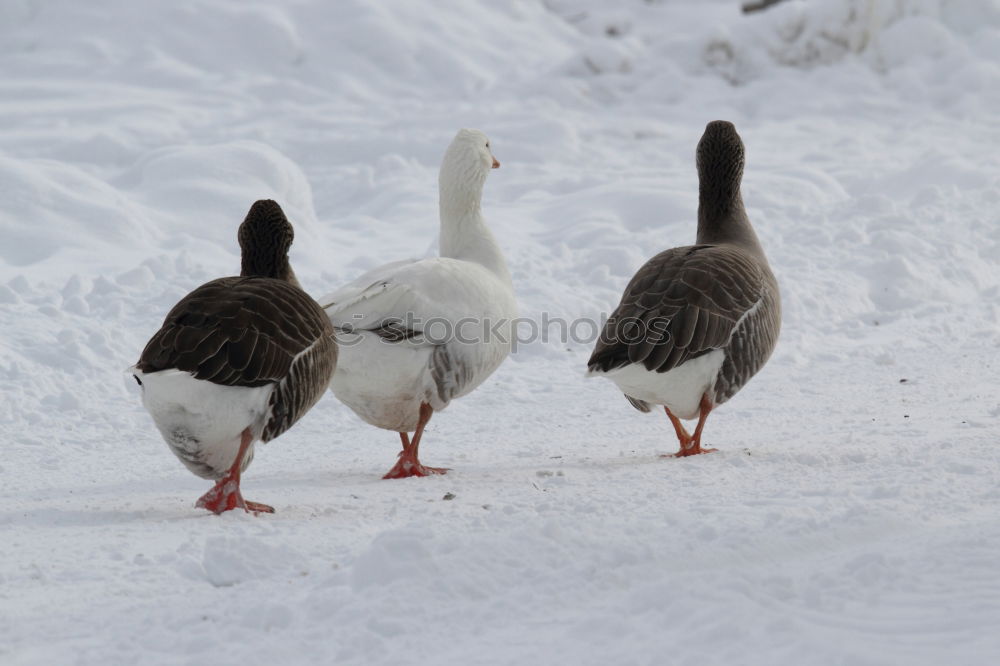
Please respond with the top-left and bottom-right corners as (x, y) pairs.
(320, 257), (508, 333)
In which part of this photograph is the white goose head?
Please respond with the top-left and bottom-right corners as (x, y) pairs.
(439, 128), (499, 217)
(435, 129), (509, 280)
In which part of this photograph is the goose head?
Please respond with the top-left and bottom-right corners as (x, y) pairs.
(238, 199), (298, 284)
(439, 129), (499, 215)
(696, 120), (745, 198)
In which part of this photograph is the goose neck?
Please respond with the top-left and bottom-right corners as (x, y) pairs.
(240, 254), (300, 288)
(696, 190), (764, 257)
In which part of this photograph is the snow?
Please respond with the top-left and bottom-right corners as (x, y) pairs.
(2, 0), (1000, 663)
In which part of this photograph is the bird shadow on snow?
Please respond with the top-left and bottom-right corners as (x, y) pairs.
(0, 504), (205, 528)
(1, 452), (768, 528)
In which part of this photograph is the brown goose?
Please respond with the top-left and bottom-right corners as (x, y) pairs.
(131, 200), (337, 513)
(587, 121), (780, 456)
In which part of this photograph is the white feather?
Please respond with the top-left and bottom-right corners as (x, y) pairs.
(320, 129), (517, 433)
(590, 350), (726, 420)
(131, 367), (274, 479)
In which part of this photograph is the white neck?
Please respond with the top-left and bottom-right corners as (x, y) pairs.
(438, 172), (511, 284)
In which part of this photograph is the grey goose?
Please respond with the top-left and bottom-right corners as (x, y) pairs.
(131, 200), (337, 513)
(588, 121), (780, 456)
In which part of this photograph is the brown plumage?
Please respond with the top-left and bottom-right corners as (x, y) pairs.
(133, 199), (337, 513)
(136, 276), (337, 441)
(588, 121), (780, 455)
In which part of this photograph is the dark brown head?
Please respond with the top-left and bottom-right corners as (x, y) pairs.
(696, 121), (747, 235)
(238, 199), (296, 282)
(697, 120), (745, 195)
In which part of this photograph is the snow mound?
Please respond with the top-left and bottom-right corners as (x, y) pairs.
(194, 536), (309, 587)
(705, 0), (1000, 81)
(0, 141), (317, 283)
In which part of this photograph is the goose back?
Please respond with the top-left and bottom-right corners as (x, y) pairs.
(137, 276), (337, 441)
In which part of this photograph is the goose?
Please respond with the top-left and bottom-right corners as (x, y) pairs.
(321, 128), (516, 478)
(587, 121), (780, 456)
(131, 200), (338, 513)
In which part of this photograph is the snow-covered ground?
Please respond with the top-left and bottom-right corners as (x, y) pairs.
(3, 0), (1000, 663)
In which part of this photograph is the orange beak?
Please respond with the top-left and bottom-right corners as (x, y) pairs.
(492, 156), (500, 169)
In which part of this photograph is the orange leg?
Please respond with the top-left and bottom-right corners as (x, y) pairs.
(195, 428), (274, 514)
(664, 407), (692, 449)
(665, 395), (718, 458)
(383, 403), (450, 479)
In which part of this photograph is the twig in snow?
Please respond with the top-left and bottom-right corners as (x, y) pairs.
(742, 0), (790, 14)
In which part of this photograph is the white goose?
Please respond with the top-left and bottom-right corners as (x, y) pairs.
(321, 129), (517, 478)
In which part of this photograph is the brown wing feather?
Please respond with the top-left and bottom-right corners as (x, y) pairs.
(261, 332), (338, 442)
(713, 282), (780, 405)
(588, 245), (765, 375)
(137, 276), (335, 390)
